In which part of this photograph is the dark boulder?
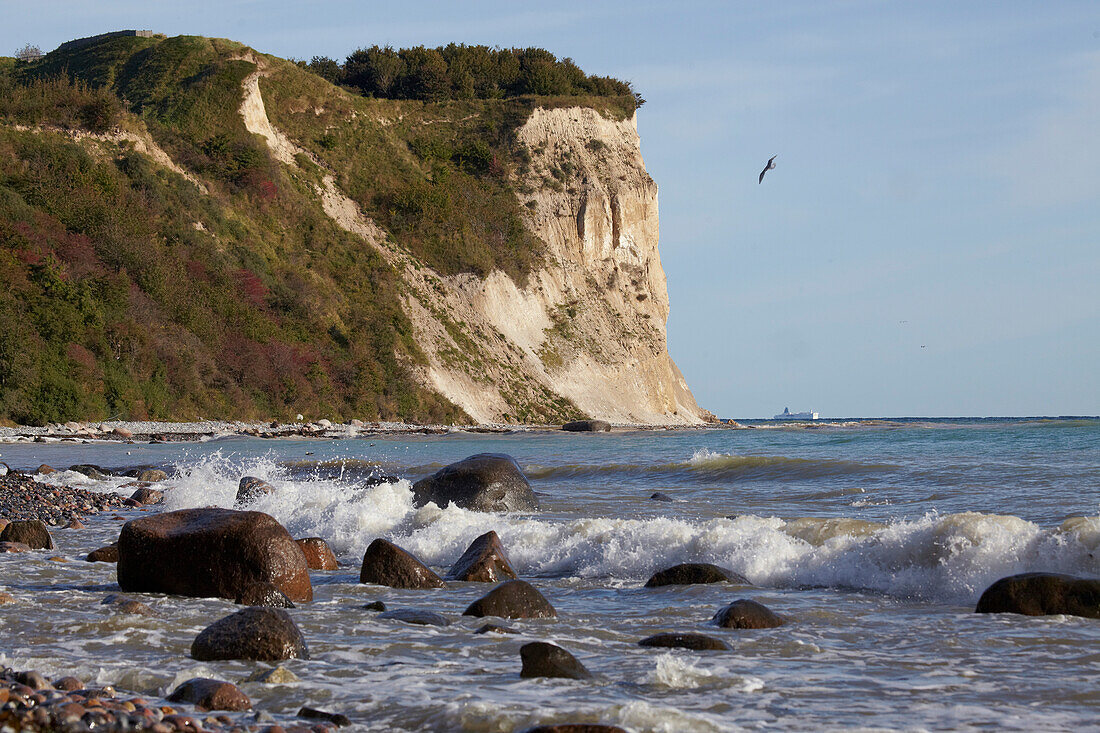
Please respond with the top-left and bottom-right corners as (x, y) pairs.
(117, 508), (312, 602)
(474, 623), (517, 635)
(411, 454), (537, 512)
(975, 573), (1100, 619)
(359, 538), (445, 589)
(644, 563), (748, 588)
(298, 707), (351, 727)
(463, 579), (556, 619)
(191, 607), (309, 661)
(362, 601), (387, 612)
(236, 476), (275, 506)
(520, 642), (591, 679)
(712, 599), (784, 629)
(296, 537), (339, 570)
(446, 530), (518, 582)
(638, 632), (730, 651)
(167, 678), (252, 712)
(15, 670), (50, 689)
(650, 492), (674, 502)
(0, 520), (54, 550)
(86, 544), (119, 563)
(377, 608), (450, 626)
(129, 487), (164, 505)
(69, 464), (112, 479)
(235, 581), (295, 608)
(562, 420), (612, 432)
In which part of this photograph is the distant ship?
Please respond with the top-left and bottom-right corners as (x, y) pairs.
(774, 407), (820, 420)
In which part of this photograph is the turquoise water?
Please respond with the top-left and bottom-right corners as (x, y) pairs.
(1, 418), (1098, 730)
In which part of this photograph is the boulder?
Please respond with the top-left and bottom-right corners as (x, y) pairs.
(101, 594), (159, 617)
(0, 541), (31, 553)
(235, 581), (295, 608)
(520, 642), (591, 679)
(129, 487), (164, 505)
(463, 580), (556, 619)
(0, 591), (15, 604)
(975, 573), (1100, 619)
(236, 476), (275, 506)
(191, 607), (309, 661)
(638, 632), (730, 651)
(0, 520), (54, 550)
(377, 609), (450, 627)
(86, 544), (119, 563)
(298, 707), (351, 727)
(644, 563), (748, 588)
(246, 666), (299, 684)
(15, 670), (50, 689)
(362, 601), (387, 612)
(117, 508), (312, 602)
(520, 727), (627, 733)
(35, 464), (57, 475)
(649, 492), (674, 502)
(137, 469), (168, 482)
(69, 464), (112, 479)
(167, 678), (252, 712)
(561, 420), (611, 432)
(474, 623), (516, 635)
(112, 427), (134, 439)
(359, 538), (445, 589)
(296, 537), (339, 570)
(446, 530), (518, 583)
(712, 599), (784, 629)
(53, 677), (83, 691)
(0, 518), (7, 533)
(411, 454), (537, 512)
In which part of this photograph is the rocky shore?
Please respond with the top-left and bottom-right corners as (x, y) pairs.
(0, 472), (127, 526)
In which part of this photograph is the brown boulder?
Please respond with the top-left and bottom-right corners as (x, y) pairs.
(0, 591), (14, 604)
(35, 464), (58, 475)
(644, 563), (748, 587)
(638, 632), (730, 651)
(446, 530), (518, 582)
(359, 538), (445, 589)
(0, 520), (54, 550)
(411, 454), (537, 512)
(712, 599), (784, 629)
(235, 581), (295, 608)
(87, 544), (120, 563)
(0, 517), (7, 533)
(975, 573), (1100, 618)
(296, 537), (338, 570)
(129, 487), (164, 505)
(117, 508), (312, 602)
(53, 677), (83, 691)
(191, 607), (309, 661)
(520, 642), (591, 679)
(101, 594), (160, 617)
(0, 541), (31, 553)
(236, 476), (275, 506)
(137, 469), (168, 482)
(463, 579), (556, 619)
(168, 678), (252, 712)
(520, 727), (627, 733)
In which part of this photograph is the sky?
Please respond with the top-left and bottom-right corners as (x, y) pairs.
(3, 1), (1098, 418)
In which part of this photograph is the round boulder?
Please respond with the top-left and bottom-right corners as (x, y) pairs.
(236, 476), (275, 507)
(167, 678), (252, 712)
(561, 420), (611, 432)
(975, 573), (1100, 619)
(411, 454), (537, 512)
(463, 579), (556, 619)
(520, 642), (591, 679)
(638, 632), (729, 651)
(0, 520), (54, 550)
(446, 530), (518, 583)
(644, 563), (748, 588)
(0, 541), (32, 553)
(130, 487), (164, 505)
(712, 599), (784, 629)
(87, 544), (119, 563)
(137, 469), (168, 482)
(235, 581), (295, 608)
(191, 607), (309, 661)
(359, 538), (445, 589)
(117, 508), (312, 602)
(296, 537), (339, 570)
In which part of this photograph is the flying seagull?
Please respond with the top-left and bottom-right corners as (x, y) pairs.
(759, 155), (777, 183)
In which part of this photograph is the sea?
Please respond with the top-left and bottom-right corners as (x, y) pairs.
(1, 417), (1098, 731)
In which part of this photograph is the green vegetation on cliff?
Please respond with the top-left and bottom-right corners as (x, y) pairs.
(0, 34), (630, 425)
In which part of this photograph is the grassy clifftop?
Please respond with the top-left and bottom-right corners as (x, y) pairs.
(0, 34), (635, 425)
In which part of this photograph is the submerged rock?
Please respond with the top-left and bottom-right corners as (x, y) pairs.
(446, 530), (518, 583)
(359, 538), (445, 589)
(463, 579), (556, 619)
(0, 520), (54, 550)
(378, 608), (450, 627)
(235, 476), (275, 506)
(520, 642), (591, 679)
(235, 581), (295, 608)
(69, 464), (112, 480)
(561, 420), (611, 432)
(191, 607), (309, 661)
(712, 599), (784, 629)
(638, 632), (729, 651)
(520, 726), (627, 733)
(362, 600), (387, 612)
(0, 541), (32, 553)
(296, 537), (339, 570)
(412, 453), (537, 512)
(246, 666), (299, 684)
(649, 492), (674, 502)
(644, 563), (748, 587)
(117, 508), (313, 602)
(86, 544), (119, 563)
(298, 707), (352, 727)
(167, 678), (252, 711)
(101, 594), (160, 617)
(975, 573), (1100, 619)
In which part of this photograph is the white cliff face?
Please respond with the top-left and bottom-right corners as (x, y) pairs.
(239, 64), (708, 424)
